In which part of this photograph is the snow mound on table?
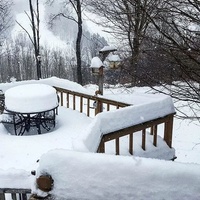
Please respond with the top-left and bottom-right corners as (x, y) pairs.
(5, 84), (58, 113)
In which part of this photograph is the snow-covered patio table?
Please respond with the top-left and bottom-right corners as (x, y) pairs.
(2, 84), (58, 136)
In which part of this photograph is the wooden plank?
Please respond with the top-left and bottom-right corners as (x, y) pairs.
(0, 194), (5, 200)
(150, 126), (153, 135)
(60, 92), (63, 106)
(0, 188), (31, 193)
(21, 193), (28, 200)
(142, 129), (146, 151)
(164, 115), (174, 148)
(153, 125), (158, 147)
(116, 138), (120, 155)
(73, 94), (76, 110)
(129, 133), (133, 155)
(67, 93), (69, 108)
(11, 193), (17, 200)
(80, 96), (83, 113)
(107, 103), (110, 111)
(54, 86), (130, 108)
(87, 99), (90, 117)
(103, 114), (175, 142)
(98, 138), (105, 153)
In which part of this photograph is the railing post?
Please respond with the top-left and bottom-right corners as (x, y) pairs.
(60, 92), (63, 106)
(153, 125), (158, 147)
(73, 94), (76, 110)
(164, 115), (174, 148)
(0, 193), (5, 200)
(116, 138), (120, 155)
(87, 99), (90, 116)
(11, 193), (17, 200)
(142, 129), (146, 151)
(67, 93), (69, 108)
(80, 96), (83, 113)
(129, 133), (133, 155)
(95, 100), (103, 115)
(98, 137), (105, 153)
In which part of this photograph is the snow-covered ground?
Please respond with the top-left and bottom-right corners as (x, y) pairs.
(0, 77), (199, 199)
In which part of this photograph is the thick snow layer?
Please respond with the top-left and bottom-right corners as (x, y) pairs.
(5, 84), (58, 113)
(90, 57), (104, 68)
(0, 77), (91, 95)
(33, 150), (200, 200)
(83, 95), (175, 152)
(0, 77), (199, 200)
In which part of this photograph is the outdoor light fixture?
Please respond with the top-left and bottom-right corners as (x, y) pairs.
(90, 56), (104, 75)
(107, 54), (121, 69)
(90, 45), (121, 97)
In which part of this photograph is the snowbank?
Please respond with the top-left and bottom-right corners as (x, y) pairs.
(33, 149), (200, 200)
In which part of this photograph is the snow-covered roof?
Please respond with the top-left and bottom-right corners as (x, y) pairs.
(99, 45), (117, 52)
(107, 54), (121, 62)
(90, 56), (104, 69)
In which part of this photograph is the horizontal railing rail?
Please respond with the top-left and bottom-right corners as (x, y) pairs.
(97, 113), (175, 157)
(54, 86), (130, 117)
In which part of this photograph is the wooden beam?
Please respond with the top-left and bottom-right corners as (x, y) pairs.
(116, 138), (120, 155)
(60, 92), (63, 106)
(129, 133), (133, 155)
(142, 129), (146, 151)
(73, 94), (75, 110)
(66, 93), (69, 108)
(98, 138), (105, 153)
(87, 99), (90, 116)
(80, 96), (83, 113)
(103, 114), (175, 142)
(153, 125), (158, 147)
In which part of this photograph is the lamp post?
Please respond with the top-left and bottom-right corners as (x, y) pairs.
(90, 46), (121, 95)
(90, 46), (121, 113)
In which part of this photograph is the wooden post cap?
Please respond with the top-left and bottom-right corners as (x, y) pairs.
(36, 175), (54, 192)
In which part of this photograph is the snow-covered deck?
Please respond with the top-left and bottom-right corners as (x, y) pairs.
(0, 106), (174, 173)
(0, 77), (179, 198)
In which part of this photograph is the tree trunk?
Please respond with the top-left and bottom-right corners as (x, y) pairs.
(76, 0), (83, 85)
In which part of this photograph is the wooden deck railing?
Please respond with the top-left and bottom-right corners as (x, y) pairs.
(0, 86), (176, 199)
(54, 86), (175, 157)
(97, 113), (175, 156)
(0, 188), (31, 200)
(54, 86), (130, 117)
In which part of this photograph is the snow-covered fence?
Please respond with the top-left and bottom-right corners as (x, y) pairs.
(0, 188), (31, 200)
(54, 85), (176, 159)
(97, 113), (175, 157)
(54, 86), (130, 117)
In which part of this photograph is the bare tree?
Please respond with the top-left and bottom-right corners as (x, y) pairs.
(46, 0), (83, 85)
(0, 0), (13, 40)
(142, 0), (200, 119)
(85, 0), (160, 85)
(16, 0), (41, 80)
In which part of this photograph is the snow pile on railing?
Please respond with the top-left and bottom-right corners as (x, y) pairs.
(83, 94), (175, 152)
(33, 149), (200, 200)
(0, 169), (31, 188)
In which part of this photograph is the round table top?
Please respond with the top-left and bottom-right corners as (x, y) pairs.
(5, 84), (58, 113)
